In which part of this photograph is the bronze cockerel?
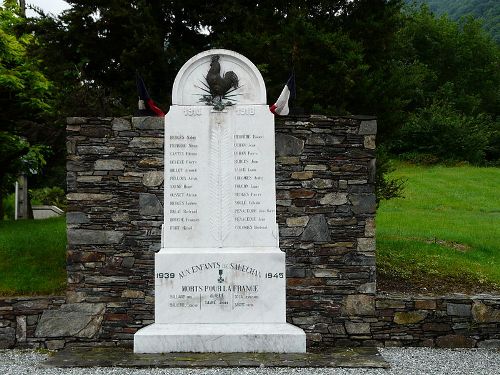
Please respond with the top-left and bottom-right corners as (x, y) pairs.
(206, 55), (239, 99)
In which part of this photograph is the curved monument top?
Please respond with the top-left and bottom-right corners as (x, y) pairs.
(172, 49), (267, 106)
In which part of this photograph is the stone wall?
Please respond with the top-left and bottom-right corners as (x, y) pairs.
(274, 115), (377, 347)
(1, 115), (499, 350)
(0, 296), (65, 349)
(2, 294), (498, 349)
(65, 116), (164, 346)
(64, 115), (379, 348)
(370, 294), (500, 348)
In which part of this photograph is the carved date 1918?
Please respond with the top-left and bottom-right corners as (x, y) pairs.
(235, 107), (255, 115)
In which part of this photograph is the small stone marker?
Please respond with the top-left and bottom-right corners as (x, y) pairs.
(134, 49), (306, 353)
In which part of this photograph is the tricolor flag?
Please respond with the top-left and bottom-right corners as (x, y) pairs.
(136, 74), (165, 117)
(270, 73), (296, 116)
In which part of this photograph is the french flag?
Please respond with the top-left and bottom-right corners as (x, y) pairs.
(270, 73), (296, 116)
(136, 73), (165, 117)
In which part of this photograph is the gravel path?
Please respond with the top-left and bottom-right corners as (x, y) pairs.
(0, 348), (499, 375)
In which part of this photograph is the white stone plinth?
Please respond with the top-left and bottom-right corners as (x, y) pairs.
(134, 323), (306, 353)
(155, 248), (286, 324)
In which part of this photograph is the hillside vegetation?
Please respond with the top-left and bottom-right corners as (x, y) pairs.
(410, 0), (499, 42)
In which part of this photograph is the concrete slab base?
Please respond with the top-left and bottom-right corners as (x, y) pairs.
(134, 323), (306, 353)
(41, 347), (390, 368)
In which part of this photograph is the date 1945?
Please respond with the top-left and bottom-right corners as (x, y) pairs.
(265, 273), (284, 279)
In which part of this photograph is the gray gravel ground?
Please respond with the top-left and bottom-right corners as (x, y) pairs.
(0, 348), (499, 375)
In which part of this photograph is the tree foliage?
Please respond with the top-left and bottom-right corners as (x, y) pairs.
(390, 5), (499, 164)
(8, 0), (499, 206)
(28, 0), (405, 118)
(0, 1), (52, 123)
(0, 1), (53, 216)
(408, 0), (500, 43)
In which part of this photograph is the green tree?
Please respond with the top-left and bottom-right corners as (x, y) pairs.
(29, 1), (405, 117)
(27, 0), (407, 201)
(28, 0), (210, 115)
(0, 1), (52, 217)
(390, 5), (500, 163)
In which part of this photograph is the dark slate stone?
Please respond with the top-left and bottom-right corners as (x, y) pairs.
(35, 303), (105, 338)
(358, 120), (377, 135)
(121, 257), (135, 268)
(0, 327), (15, 349)
(67, 117), (87, 125)
(325, 135), (345, 145)
(350, 115), (377, 121)
(368, 159), (376, 183)
(132, 117), (164, 130)
(66, 161), (88, 172)
(80, 126), (112, 138)
(447, 303), (472, 317)
(301, 214), (331, 242)
(349, 194), (376, 214)
(68, 229), (123, 244)
(112, 118), (131, 131)
(435, 335), (476, 348)
(275, 134), (305, 156)
(77, 146), (115, 155)
(346, 149), (375, 159)
(342, 252), (376, 266)
(149, 243), (161, 252)
(66, 212), (90, 224)
(287, 267), (307, 278)
(139, 193), (163, 216)
(478, 340), (500, 349)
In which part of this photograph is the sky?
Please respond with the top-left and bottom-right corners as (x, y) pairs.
(26, 0), (70, 17)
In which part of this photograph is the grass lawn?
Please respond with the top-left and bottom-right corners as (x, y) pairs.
(377, 163), (500, 294)
(0, 216), (67, 296)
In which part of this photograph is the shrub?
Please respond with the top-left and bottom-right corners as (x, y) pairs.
(30, 186), (67, 210)
(1, 193), (15, 220)
(376, 147), (405, 205)
(393, 101), (493, 164)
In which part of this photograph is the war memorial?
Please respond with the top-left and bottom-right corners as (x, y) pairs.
(0, 50), (498, 363)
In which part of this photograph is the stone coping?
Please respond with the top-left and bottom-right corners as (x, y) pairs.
(41, 347), (389, 368)
(376, 293), (500, 300)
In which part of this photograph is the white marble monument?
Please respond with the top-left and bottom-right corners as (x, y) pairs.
(134, 49), (306, 353)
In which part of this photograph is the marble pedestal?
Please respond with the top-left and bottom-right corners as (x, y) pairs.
(134, 323), (305, 353)
(134, 248), (306, 353)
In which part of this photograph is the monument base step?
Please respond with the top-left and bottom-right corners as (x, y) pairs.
(134, 323), (306, 353)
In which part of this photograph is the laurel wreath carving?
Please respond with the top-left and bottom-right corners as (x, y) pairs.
(209, 114), (233, 246)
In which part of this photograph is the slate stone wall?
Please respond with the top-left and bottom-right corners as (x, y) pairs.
(370, 295), (500, 348)
(274, 115), (377, 347)
(0, 297), (65, 349)
(63, 115), (379, 348)
(65, 117), (164, 346)
(1, 115), (499, 350)
(2, 294), (499, 349)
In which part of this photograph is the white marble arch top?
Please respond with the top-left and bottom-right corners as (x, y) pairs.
(171, 49), (267, 106)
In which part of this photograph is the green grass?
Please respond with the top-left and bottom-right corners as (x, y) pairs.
(377, 163), (500, 293)
(0, 216), (67, 296)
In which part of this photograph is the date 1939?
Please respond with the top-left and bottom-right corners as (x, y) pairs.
(156, 272), (175, 279)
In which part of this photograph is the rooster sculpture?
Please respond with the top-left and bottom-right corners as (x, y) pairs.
(206, 55), (239, 100)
